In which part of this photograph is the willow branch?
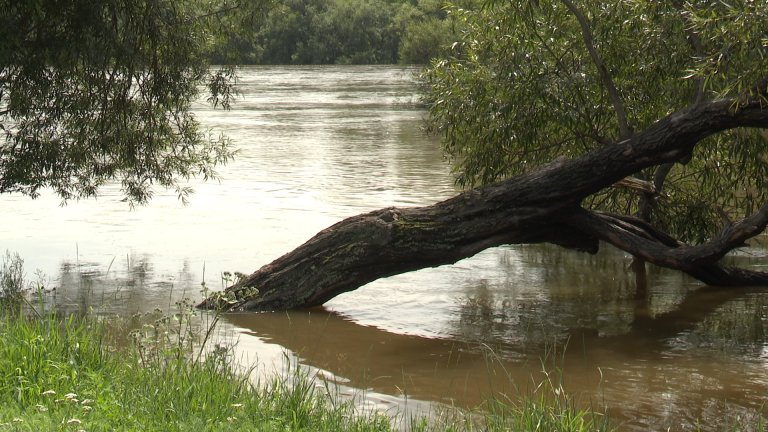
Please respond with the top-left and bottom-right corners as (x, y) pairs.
(671, 0), (707, 105)
(568, 207), (768, 285)
(189, 1), (242, 23)
(199, 84), (768, 311)
(561, 0), (631, 139)
(685, 30), (707, 105)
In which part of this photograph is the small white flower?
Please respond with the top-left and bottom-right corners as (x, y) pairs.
(34, 404), (48, 412)
(64, 393), (78, 399)
(81, 406), (93, 412)
(12, 418), (23, 423)
(41, 389), (56, 396)
(66, 418), (82, 425)
(80, 399), (94, 405)
(230, 403), (244, 408)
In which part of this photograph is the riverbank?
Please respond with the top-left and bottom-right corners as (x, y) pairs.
(1, 247), (767, 431)
(0, 303), (612, 432)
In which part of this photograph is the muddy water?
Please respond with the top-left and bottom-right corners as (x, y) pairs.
(2, 65), (767, 431)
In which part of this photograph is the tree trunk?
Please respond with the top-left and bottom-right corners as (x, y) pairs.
(198, 88), (768, 312)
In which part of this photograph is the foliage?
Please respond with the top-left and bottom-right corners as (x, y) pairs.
(0, 0), (269, 204)
(396, 0), (461, 64)
(0, 251), (24, 303)
(296, 0), (401, 64)
(423, 0), (768, 242)
(212, 0), (469, 65)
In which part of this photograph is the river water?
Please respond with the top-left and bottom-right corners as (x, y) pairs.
(2, 65), (768, 431)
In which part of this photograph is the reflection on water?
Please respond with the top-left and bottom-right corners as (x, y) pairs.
(224, 244), (768, 431)
(2, 65), (767, 431)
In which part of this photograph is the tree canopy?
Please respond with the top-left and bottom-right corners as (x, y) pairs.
(423, 0), (768, 242)
(0, 0), (266, 204)
(210, 0), (470, 65)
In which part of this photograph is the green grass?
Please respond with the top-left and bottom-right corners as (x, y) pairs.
(0, 309), (396, 431)
(0, 252), (764, 431)
(0, 303), (616, 432)
(0, 253), (614, 431)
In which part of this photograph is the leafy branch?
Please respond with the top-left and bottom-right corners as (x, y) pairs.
(560, 0), (631, 140)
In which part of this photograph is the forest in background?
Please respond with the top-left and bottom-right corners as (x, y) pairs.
(209, 0), (478, 65)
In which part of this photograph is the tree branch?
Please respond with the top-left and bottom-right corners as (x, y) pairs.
(560, 0), (632, 139)
(672, 0), (707, 106)
(568, 207), (768, 285)
(199, 89), (768, 311)
(188, 1), (242, 23)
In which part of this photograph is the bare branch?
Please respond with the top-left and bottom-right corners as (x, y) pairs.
(612, 177), (656, 194)
(560, 0), (632, 139)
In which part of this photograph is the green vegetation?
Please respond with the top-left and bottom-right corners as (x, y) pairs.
(0, 310), (387, 431)
(423, 1), (768, 243)
(0, 312), (617, 431)
(0, 254), (614, 432)
(0, 251), (26, 307)
(210, 0), (472, 65)
(0, 0), (256, 204)
(0, 0), (463, 206)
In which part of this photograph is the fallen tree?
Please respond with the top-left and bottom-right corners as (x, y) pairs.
(198, 83), (768, 312)
(199, 1), (768, 312)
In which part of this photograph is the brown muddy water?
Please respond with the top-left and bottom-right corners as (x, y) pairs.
(2, 65), (767, 431)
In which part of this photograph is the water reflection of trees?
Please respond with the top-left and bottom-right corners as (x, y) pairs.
(38, 242), (768, 428)
(200, 244), (768, 430)
(223, 274), (768, 431)
(46, 254), (200, 316)
(452, 244), (768, 358)
(44, 243), (768, 356)
(682, 294), (767, 354)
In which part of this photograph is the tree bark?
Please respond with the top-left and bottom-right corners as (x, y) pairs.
(198, 90), (768, 312)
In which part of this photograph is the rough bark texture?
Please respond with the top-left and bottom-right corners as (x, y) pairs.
(198, 90), (768, 312)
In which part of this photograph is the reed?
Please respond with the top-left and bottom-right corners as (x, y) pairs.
(0, 251), (26, 307)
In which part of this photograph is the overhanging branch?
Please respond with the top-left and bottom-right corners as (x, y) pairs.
(199, 87), (768, 311)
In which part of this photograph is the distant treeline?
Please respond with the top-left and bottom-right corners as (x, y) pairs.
(209, 0), (477, 65)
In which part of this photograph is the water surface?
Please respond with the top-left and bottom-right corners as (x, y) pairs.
(2, 65), (767, 431)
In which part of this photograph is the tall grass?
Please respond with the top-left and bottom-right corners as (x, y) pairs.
(0, 297), (617, 431)
(0, 306), (399, 431)
(0, 251), (26, 306)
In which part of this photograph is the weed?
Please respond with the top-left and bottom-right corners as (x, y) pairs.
(0, 251), (26, 304)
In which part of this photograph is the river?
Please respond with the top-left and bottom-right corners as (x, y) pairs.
(2, 65), (767, 431)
